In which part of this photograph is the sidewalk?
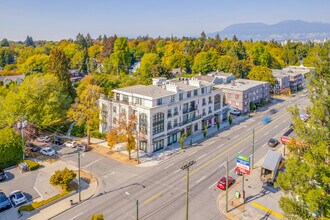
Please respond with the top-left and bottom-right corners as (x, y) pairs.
(217, 147), (286, 220)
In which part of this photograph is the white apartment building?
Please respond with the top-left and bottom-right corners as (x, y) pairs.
(99, 77), (222, 154)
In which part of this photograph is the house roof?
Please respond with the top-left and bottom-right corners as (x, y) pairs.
(208, 70), (233, 77)
(195, 75), (215, 83)
(215, 79), (269, 91)
(113, 85), (176, 99)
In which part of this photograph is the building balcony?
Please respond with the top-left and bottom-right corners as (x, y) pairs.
(183, 105), (197, 114)
(179, 115), (202, 126)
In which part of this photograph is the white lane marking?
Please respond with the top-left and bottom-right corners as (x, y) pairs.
(197, 154), (207, 160)
(208, 181), (218, 189)
(103, 171), (116, 179)
(70, 212), (85, 220)
(282, 120), (286, 123)
(196, 176), (206, 183)
(217, 144), (224, 149)
(174, 169), (181, 174)
(164, 163), (175, 169)
(247, 128), (252, 131)
(233, 135), (239, 139)
(257, 122), (262, 125)
(264, 131), (270, 136)
(189, 151), (197, 156)
(84, 158), (103, 168)
(230, 168), (236, 173)
(34, 186), (42, 198)
(218, 162), (226, 168)
(274, 125), (279, 129)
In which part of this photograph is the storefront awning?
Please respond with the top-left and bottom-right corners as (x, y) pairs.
(167, 129), (180, 136)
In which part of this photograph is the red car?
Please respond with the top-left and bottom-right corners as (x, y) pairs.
(217, 176), (235, 190)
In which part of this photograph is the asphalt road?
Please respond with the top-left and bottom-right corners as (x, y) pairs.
(53, 94), (310, 220)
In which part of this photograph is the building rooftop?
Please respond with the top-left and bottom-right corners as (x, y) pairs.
(215, 79), (269, 91)
(193, 75), (215, 83)
(207, 70), (233, 77)
(113, 85), (176, 99)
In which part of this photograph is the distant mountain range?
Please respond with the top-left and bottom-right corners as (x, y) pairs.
(208, 20), (330, 41)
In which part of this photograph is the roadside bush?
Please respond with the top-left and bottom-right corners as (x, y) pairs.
(180, 133), (187, 150)
(24, 159), (39, 171)
(50, 168), (76, 191)
(70, 124), (85, 137)
(203, 125), (208, 138)
(229, 115), (233, 125)
(91, 214), (104, 220)
(91, 131), (106, 139)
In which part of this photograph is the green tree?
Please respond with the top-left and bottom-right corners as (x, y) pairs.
(180, 132), (187, 149)
(68, 82), (102, 145)
(0, 127), (22, 169)
(0, 74), (72, 128)
(275, 55), (330, 219)
(137, 53), (160, 80)
(110, 37), (132, 73)
(0, 47), (15, 68)
(247, 66), (276, 85)
(50, 168), (76, 191)
(24, 36), (35, 47)
(0, 38), (9, 47)
(192, 49), (219, 74)
(75, 33), (88, 49)
(70, 50), (88, 73)
(203, 125), (208, 138)
(48, 47), (75, 98)
(18, 54), (49, 74)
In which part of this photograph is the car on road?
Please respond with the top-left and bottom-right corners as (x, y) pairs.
(217, 176), (235, 190)
(268, 138), (279, 147)
(77, 143), (91, 152)
(37, 136), (51, 142)
(64, 141), (77, 148)
(262, 117), (271, 124)
(40, 147), (56, 156)
(0, 169), (6, 181)
(9, 190), (27, 207)
(229, 108), (240, 116)
(269, 109), (277, 114)
(26, 143), (41, 152)
(54, 137), (64, 145)
(0, 191), (11, 211)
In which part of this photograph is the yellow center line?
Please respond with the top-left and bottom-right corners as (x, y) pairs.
(144, 192), (162, 204)
(183, 112), (289, 179)
(251, 202), (284, 219)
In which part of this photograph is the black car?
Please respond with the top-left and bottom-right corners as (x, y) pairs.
(0, 169), (6, 181)
(268, 138), (279, 147)
(270, 109), (278, 114)
(26, 143), (41, 152)
(54, 137), (64, 145)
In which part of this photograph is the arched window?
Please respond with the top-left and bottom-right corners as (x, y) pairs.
(139, 113), (148, 133)
(214, 94), (221, 111)
(153, 112), (164, 135)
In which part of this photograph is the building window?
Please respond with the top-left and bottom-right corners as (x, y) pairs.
(235, 102), (239, 107)
(170, 95), (175, 103)
(194, 123), (198, 131)
(214, 94), (221, 111)
(202, 98), (206, 106)
(201, 87), (205, 94)
(121, 108), (126, 114)
(194, 90), (198, 96)
(139, 113), (148, 133)
(228, 100), (232, 105)
(122, 95), (129, 104)
(183, 103), (188, 114)
(153, 112), (164, 135)
(113, 106), (117, 113)
(235, 94), (239, 99)
(167, 109), (172, 118)
(167, 121), (172, 130)
(174, 107), (179, 115)
(157, 98), (162, 106)
(208, 96), (212, 104)
(174, 119), (178, 127)
(167, 134), (177, 146)
(187, 91), (191, 98)
(202, 108), (206, 116)
(208, 106), (212, 114)
(113, 117), (117, 124)
(153, 139), (164, 152)
(179, 93), (183, 100)
(135, 97), (142, 105)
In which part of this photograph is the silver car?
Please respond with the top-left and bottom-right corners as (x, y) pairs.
(9, 190), (27, 206)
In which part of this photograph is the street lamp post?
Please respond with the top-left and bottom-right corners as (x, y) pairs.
(125, 191), (139, 220)
(78, 150), (81, 202)
(181, 160), (196, 220)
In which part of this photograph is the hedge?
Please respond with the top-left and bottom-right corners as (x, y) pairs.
(91, 131), (106, 139)
(18, 189), (73, 212)
(91, 214), (104, 220)
(23, 160), (40, 171)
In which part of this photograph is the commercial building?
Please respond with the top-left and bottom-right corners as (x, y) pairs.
(215, 79), (270, 114)
(99, 77), (222, 154)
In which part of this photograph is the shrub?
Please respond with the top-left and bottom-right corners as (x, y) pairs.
(50, 168), (76, 191)
(70, 125), (85, 137)
(91, 131), (106, 139)
(180, 133), (187, 150)
(203, 125), (208, 138)
(91, 214), (104, 220)
(24, 160), (39, 171)
(229, 115), (233, 125)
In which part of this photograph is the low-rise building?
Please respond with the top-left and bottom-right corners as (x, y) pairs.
(99, 77), (222, 154)
(0, 74), (25, 85)
(215, 79), (270, 114)
(271, 70), (291, 94)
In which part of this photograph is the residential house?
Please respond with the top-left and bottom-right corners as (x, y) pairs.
(0, 74), (25, 85)
(99, 77), (222, 154)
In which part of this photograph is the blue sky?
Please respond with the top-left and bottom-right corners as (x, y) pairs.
(1, 0), (330, 41)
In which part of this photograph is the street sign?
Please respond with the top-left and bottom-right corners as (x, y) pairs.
(236, 154), (250, 175)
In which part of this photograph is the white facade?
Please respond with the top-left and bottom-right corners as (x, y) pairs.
(99, 77), (222, 154)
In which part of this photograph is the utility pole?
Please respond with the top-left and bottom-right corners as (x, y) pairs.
(136, 199), (139, 220)
(181, 160), (196, 220)
(242, 173), (245, 203)
(78, 151), (81, 202)
(17, 115), (27, 160)
(225, 156), (229, 212)
(252, 128), (255, 169)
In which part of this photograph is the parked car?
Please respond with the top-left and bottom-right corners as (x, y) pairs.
(26, 143), (41, 152)
(64, 141), (77, 148)
(229, 108), (240, 116)
(217, 176), (235, 190)
(54, 137), (64, 145)
(18, 162), (29, 173)
(77, 143), (91, 152)
(262, 117), (271, 124)
(268, 138), (279, 148)
(37, 136), (51, 142)
(269, 109), (277, 114)
(40, 147), (56, 156)
(0, 191), (11, 211)
(0, 169), (6, 181)
(9, 190), (27, 206)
